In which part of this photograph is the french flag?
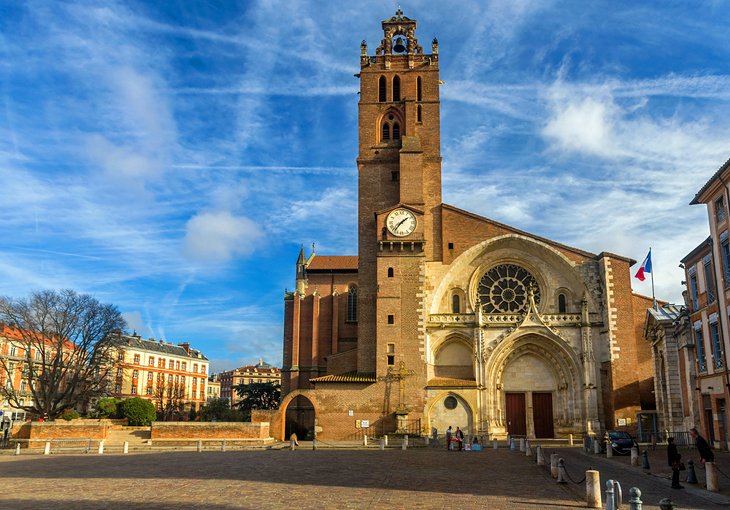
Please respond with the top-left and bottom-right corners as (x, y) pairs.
(634, 249), (652, 281)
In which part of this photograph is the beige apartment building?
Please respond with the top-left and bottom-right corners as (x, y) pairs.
(219, 359), (281, 406)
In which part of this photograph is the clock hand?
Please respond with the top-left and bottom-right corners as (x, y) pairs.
(394, 218), (408, 230)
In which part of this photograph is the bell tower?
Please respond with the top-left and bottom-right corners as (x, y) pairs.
(356, 10), (442, 376)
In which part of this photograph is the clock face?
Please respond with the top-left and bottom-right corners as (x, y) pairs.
(386, 208), (417, 237)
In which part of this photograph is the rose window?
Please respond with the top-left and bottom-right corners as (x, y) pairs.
(477, 264), (540, 314)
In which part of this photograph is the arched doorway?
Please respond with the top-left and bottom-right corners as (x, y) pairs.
(284, 395), (315, 440)
(502, 353), (557, 438)
(428, 393), (473, 436)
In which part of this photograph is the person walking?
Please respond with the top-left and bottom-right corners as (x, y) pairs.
(455, 427), (464, 451)
(445, 426), (452, 451)
(690, 428), (715, 464)
(667, 437), (683, 489)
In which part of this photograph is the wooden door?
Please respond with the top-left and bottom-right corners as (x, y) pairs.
(532, 392), (554, 438)
(505, 393), (526, 436)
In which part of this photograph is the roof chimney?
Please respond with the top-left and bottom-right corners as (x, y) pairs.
(179, 342), (190, 354)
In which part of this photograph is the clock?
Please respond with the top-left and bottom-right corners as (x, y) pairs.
(386, 208), (417, 237)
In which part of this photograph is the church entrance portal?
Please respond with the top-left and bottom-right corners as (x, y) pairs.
(505, 393), (526, 436)
(532, 392), (554, 438)
(284, 395), (315, 440)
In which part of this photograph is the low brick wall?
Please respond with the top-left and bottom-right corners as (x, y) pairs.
(251, 410), (282, 440)
(150, 422), (270, 440)
(13, 420), (112, 441)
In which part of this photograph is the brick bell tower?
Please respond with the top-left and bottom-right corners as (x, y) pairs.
(357, 9), (442, 379)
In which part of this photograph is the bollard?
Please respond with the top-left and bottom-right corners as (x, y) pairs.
(686, 459), (698, 484)
(384, 435), (388, 447)
(519, 437), (526, 452)
(525, 440), (532, 456)
(605, 480), (616, 510)
(290, 438), (296, 451)
(630, 447), (639, 466)
(628, 487), (642, 510)
(313, 438), (318, 450)
(425, 436), (430, 446)
(607, 442), (613, 458)
(197, 439), (202, 452)
(363, 434), (368, 447)
(556, 458), (568, 484)
(641, 450), (650, 470)
(510, 437), (516, 450)
(379, 437), (385, 450)
(44, 441), (51, 455)
(221, 440), (226, 452)
(98, 440), (104, 455)
(123, 441), (129, 454)
(15, 443), (21, 455)
(493, 438), (498, 449)
(536, 445), (546, 466)
(594, 438), (601, 454)
(550, 453), (559, 478)
(586, 470), (601, 508)
(658, 498), (674, 510)
(404, 434), (408, 447)
(402, 439), (407, 450)
(706, 461), (719, 492)
(569, 433), (574, 447)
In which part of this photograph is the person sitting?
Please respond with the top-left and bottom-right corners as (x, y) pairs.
(690, 428), (714, 464)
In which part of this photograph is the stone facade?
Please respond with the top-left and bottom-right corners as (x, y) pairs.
(279, 10), (656, 441)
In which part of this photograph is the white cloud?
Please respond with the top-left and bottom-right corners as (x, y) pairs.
(183, 211), (262, 263)
(542, 94), (618, 157)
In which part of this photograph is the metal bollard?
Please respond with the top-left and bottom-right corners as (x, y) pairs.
(221, 440), (226, 452)
(706, 461), (719, 492)
(628, 487), (642, 510)
(607, 441), (613, 458)
(641, 450), (650, 470)
(97, 440), (104, 455)
(363, 434), (368, 447)
(686, 459), (698, 484)
(510, 437), (516, 450)
(658, 498), (674, 510)
(313, 438), (317, 450)
(556, 458), (568, 484)
(550, 453), (559, 478)
(493, 438), (498, 449)
(197, 439), (203, 452)
(525, 439), (532, 456)
(123, 441), (129, 454)
(15, 443), (21, 455)
(379, 437), (384, 450)
(604, 480), (622, 510)
(630, 447), (639, 466)
(536, 445), (546, 466)
(519, 437), (526, 452)
(586, 470), (601, 508)
(594, 438), (601, 454)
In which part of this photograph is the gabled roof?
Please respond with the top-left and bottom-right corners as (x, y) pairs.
(113, 334), (208, 361)
(306, 255), (358, 271)
(680, 236), (712, 264)
(647, 303), (683, 323)
(310, 372), (376, 383)
(691, 155), (730, 205)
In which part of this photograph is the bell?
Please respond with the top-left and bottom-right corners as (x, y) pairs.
(393, 36), (406, 53)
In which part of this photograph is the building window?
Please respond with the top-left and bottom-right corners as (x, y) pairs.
(132, 370), (138, 379)
(201, 366), (206, 374)
(689, 267), (699, 311)
(387, 267), (394, 278)
(387, 314), (394, 324)
(452, 294), (461, 314)
(558, 294), (567, 313)
(115, 384), (121, 393)
(393, 75), (400, 101)
(346, 286), (358, 322)
(147, 372), (153, 381)
(710, 319), (724, 369)
(117, 352), (124, 361)
(168, 374), (173, 383)
(417, 105), (422, 122)
(116, 368), (123, 377)
(149, 357), (154, 366)
(704, 256), (715, 304)
(131, 386), (137, 395)
(382, 123), (390, 141)
(417, 77), (422, 101)
(378, 75), (386, 102)
(695, 325), (707, 373)
(193, 364), (198, 373)
(9, 346), (16, 357)
(158, 358), (164, 368)
(181, 375), (185, 383)
(176, 361), (180, 370)
(168, 359), (174, 369)
(387, 343), (395, 366)
(392, 122), (400, 140)
(182, 362), (186, 371)
(722, 233), (730, 286)
(133, 354), (140, 364)
(146, 387), (152, 395)
(717, 196), (726, 223)
(35, 350), (41, 361)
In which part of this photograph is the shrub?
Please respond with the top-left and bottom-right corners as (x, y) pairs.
(119, 398), (156, 426)
(60, 409), (80, 421)
(96, 397), (121, 418)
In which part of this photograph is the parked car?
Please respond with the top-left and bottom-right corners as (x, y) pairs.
(602, 431), (637, 455)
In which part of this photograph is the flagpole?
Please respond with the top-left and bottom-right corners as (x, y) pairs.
(650, 247), (657, 310)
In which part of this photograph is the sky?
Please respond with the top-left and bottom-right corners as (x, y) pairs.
(2, 1), (730, 373)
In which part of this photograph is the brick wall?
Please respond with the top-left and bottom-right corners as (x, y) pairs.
(150, 421), (270, 439)
(13, 421), (112, 440)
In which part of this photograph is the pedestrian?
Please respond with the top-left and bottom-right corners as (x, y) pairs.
(446, 426), (452, 451)
(455, 427), (464, 451)
(667, 437), (683, 489)
(690, 428), (714, 464)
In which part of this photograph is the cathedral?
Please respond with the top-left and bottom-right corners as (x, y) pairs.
(279, 10), (655, 441)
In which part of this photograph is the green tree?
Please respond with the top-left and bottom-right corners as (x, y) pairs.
(119, 397), (156, 426)
(233, 382), (281, 415)
(95, 397), (121, 418)
(201, 398), (242, 422)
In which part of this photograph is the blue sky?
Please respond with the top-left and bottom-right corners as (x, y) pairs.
(2, 1), (730, 372)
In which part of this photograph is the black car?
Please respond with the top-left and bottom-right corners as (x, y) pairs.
(602, 431), (637, 455)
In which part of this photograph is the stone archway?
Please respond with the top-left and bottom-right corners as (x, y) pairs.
(282, 394), (316, 440)
(484, 333), (583, 438)
(427, 392), (474, 436)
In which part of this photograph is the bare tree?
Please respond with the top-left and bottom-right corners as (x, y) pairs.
(0, 289), (126, 419)
(153, 378), (185, 421)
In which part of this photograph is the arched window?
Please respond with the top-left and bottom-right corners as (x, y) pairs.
(417, 105), (422, 122)
(393, 76), (401, 101)
(417, 77), (422, 101)
(382, 123), (390, 141)
(346, 286), (358, 322)
(452, 294), (461, 314)
(392, 122), (400, 140)
(387, 267), (394, 277)
(558, 293), (567, 313)
(379, 76), (386, 102)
